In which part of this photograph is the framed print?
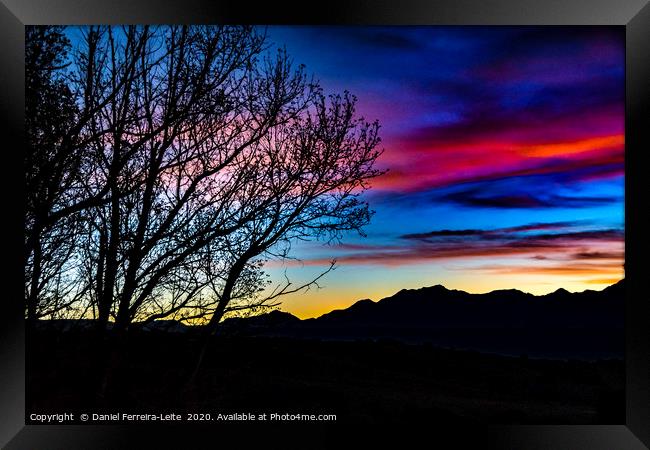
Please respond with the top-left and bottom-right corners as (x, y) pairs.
(2, 0), (649, 448)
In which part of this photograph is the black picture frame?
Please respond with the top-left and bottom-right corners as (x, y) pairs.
(2, 1), (648, 448)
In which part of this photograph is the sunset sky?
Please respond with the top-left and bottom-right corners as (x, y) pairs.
(262, 26), (625, 318)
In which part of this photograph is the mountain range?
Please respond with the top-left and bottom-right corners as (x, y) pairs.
(216, 279), (624, 358)
(37, 280), (624, 358)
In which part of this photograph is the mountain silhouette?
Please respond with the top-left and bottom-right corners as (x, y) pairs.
(35, 280), (624, 358)
(219, 310), (301, 333)
(301, 279), (624, 330)
(218, 279), (624, 358)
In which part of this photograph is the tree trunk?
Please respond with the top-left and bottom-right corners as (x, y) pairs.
(97, 158), (121, 329)
(182, 257), (250, 401)
(26, 227), (42, 325)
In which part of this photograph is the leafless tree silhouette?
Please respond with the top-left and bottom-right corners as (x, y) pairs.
(26, 26), (88, 323)
(25, 25), (384, 334)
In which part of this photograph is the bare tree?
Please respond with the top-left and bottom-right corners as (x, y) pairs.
(203, 91), (383, 330)
(25, 25), (384, 337)
(25, 25), (151, 322)
(66, 26), (318, 331)
(25, 26), (88, 322)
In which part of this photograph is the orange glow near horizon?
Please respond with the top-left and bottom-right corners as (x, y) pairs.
(278, 272), (624, 320)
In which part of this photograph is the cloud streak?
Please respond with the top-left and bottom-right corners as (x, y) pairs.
(440, 190), (619, 209)
(293, 222), (624, 269)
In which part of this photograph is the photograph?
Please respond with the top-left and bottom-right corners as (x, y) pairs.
(22, 24), (631, 428)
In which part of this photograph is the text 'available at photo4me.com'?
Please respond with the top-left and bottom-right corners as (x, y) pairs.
(28, 411), (338, 424)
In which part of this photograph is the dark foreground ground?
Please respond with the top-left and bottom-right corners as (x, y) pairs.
(27, 329), (624, 424)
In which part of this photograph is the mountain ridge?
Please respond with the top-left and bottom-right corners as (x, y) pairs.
(35, 279), (624, 329)
(314, 278), (623, 319)
(218, 278), (625, 358)
(34, 280), (624, 358)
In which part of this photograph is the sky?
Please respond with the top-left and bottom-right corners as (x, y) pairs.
(260, 26), (625, 319)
